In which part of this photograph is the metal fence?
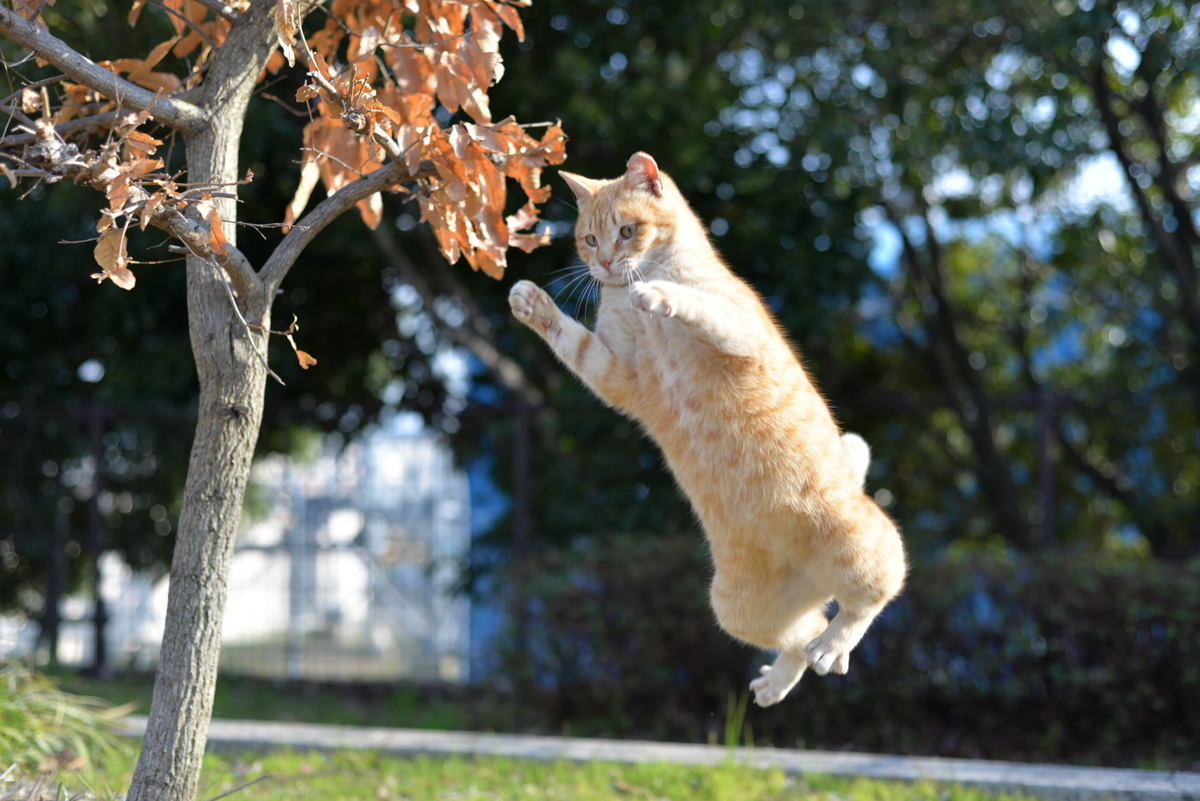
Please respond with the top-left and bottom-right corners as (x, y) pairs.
(1, 415), (472, 683)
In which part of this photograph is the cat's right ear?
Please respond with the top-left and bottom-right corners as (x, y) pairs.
(560, 171), (604, 203)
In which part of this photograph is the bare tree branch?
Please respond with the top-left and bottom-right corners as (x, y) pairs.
(13, 125), (263, 307)
(258, 159), (434, 297)
(882, 199), (1030, 546)
(159, 206), (263, 309)
(1090, 63), (1200, 345)
(0, 110), (121, 148)
(0, 6), (204, 132)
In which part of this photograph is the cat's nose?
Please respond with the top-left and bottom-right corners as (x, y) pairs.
(599, 258), (612, 269)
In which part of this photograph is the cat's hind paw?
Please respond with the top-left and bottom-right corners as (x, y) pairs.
(630, 280), (677, 318)
(749, 656), (806, 707)
(804, 637), (852, 676)
(509, 280), (561, 337)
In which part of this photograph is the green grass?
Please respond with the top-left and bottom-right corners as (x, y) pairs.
(25, 748), (1043, 801)
(0, 664), (132, 773)
(56, 672), (474, 731)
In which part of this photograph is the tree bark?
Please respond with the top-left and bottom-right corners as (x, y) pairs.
(126, 4), (277, 800)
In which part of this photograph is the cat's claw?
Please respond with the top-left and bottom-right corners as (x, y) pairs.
(630, 280), (676, 317)
(509, 280), (560, 337)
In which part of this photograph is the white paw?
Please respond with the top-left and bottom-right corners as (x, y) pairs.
(630, 280), (676, 317)
(749, 662), (802, 707)
(804, 634), (852, 676)
(509, 280), (560, 336)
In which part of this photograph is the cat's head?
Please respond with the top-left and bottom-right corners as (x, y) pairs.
(560, 153), (681, 286)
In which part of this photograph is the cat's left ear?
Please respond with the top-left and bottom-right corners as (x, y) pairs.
(625, 152), (663, 197)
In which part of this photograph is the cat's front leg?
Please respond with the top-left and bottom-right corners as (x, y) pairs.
(509, 280), (635, 408)
(509, 280), (564, 343)
(630, 280), (757, 356)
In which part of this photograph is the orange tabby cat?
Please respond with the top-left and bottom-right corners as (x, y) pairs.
(509, 153), (906, 706)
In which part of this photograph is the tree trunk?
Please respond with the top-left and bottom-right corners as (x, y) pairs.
(127, 5), (276, 799)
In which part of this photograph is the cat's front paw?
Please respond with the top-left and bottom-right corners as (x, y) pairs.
(509, 280), (561, 338)
(630, 280), (677, 318)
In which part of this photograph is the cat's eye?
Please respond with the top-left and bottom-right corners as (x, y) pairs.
(619, 224), (635, 240)
(585, 234), (597, 247)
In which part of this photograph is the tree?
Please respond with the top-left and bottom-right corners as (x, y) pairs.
(0, 2), (565, 799)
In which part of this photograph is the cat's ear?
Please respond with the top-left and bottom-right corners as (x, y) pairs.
(559, 171), (604, 203)
(624, 152), (663, 197)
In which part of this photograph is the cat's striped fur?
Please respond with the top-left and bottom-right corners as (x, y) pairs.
(509, 153), (906, 706)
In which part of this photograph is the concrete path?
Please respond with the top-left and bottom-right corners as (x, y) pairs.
(120, 716), (1200, 800)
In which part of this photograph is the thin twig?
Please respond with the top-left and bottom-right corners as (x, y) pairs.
(218, 275), (285, 386)
(378, 31), (470, 50)
(192, 0), (240, 22)
(149, 0), (218, 50)
(0, 6), (204, 131)
(299, 146), (366, 178)
(0, 109), (123, 148)
(0, 72), (66, 106)
(260, 91), (309, 118)
(203, 774), (275, 801)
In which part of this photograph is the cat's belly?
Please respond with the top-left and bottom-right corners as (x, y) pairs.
(644, 397), (852, 550)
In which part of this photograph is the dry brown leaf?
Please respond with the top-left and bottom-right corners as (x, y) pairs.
(139, 192), (164, 230)
(143, 38), (178, 70)
(356, 191), (383, 229)
(128, 0), (149, 26)
(107, 172), (132, 212)
(283, 159), (321, 232)
(92, 229), (136, 289)
(485, 1), (526, 40)
(107, 264), (137, 290)
(274, 0), (297, 67)
(19, 87), (40, 114)
(164, 0), (186, 35)
(295, 350), (318, 369)
(125, 130), (164, 154)
(205, 203), (229, 255)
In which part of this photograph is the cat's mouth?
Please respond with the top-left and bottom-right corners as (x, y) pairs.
(592, 259), (638, 286)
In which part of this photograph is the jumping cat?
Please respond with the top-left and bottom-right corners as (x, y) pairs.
(508, 153), (906, 706)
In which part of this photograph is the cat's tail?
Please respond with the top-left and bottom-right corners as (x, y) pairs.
(841, 432), (870, 489)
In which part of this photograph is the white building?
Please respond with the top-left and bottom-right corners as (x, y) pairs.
(2, 414), (472, 683)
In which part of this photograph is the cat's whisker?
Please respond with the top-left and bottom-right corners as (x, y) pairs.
(554, 272), (593, 307)
(565, 268), (600, 312)
(546, 262), (589, 278)
(585, 275), (602, 312)
(547, 268), (590, 295)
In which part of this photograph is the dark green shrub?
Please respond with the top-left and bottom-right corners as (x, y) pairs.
(498, 537), (1200, 769)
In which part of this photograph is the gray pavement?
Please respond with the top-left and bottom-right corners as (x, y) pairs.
(120, 716), (1200, 800)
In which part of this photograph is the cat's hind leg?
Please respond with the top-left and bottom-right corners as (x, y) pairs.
(805, 506), (906, 676)
(748, 609), (828, 707)
(710, 567), (828, 707)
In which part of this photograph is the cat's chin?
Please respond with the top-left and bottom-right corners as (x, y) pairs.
(591, 273), (634, 287)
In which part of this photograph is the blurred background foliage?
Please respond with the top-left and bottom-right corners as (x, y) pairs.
(2, 0), (1199, 765)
